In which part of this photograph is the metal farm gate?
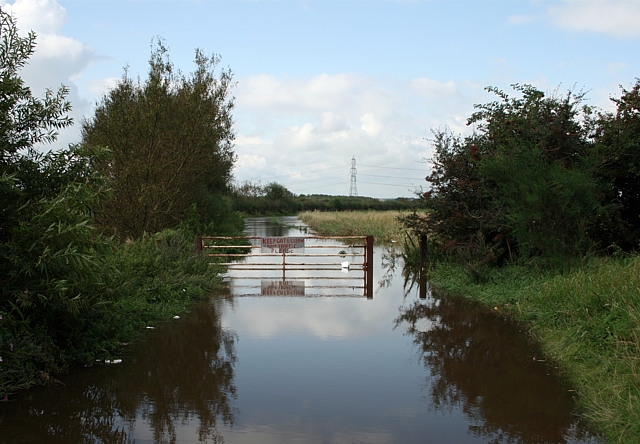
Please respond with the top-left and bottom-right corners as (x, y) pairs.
(196, 235), (374, 299)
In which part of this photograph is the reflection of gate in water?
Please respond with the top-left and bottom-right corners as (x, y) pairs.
(196, 235), (374, 299)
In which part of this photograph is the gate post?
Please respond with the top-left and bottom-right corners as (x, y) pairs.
(195, 236), (203, 254)
(364, 235), (374, 299)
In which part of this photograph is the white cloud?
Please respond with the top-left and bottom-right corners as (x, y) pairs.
(360, 113), (382, 137)
(509, 0), (640, 38)
(2, 0), (100, 150)
(87, 77), (120, 97)
(1, 0), (67, 35)
(233, 73), (477, 198)
(548, 0), (640, 38)
(315, 112), (349, 134)
(409, 78), (458, 98)
(236, 154), (267, 169)
(236, 135), (268, 146)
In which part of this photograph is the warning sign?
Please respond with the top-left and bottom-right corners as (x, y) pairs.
(260, 237), (305, 253)
(261, 280), (305, 296)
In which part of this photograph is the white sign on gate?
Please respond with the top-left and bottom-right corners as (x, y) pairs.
(261, 280), (305, 296)
(260, 237), (305, 254)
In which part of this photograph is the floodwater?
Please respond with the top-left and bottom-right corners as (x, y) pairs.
(0, 217), (598, 443)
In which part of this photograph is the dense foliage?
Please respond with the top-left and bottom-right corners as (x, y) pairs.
(594, 82), (640, 250)
(0, 12), (241, 396)
(404, 82), (640, 270)
(82, 40), (236, 239)
(0, 9), (109, 392)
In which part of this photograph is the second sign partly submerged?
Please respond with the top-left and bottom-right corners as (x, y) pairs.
(260, 237), (305, 254)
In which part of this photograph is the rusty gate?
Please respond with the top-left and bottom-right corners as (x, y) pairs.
(196, 235), (374, 298)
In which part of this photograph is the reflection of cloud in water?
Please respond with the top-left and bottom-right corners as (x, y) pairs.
(223, 224), (407, 340)
(223, 295), (404, 340)
(224, 425), (394, 444)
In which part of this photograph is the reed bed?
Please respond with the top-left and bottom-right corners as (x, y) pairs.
(298, 210), (409, 245)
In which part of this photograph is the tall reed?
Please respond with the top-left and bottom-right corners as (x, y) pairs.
(298, 210), (409, 244)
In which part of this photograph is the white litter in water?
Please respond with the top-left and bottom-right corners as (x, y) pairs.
(146, 326), (154, 329)
(341, 261), (350, 269)
(173, 315), (180, 319)
(112, 359), (122, 364)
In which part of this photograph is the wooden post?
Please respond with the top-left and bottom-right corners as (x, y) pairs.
(419, 235), (427, 272)
(419, 235), (427, 299)
(195, 236), (203, 254)
(365, 235), (374, 299)
(419, 268), (427, 299)
(282, 251), (286, 275)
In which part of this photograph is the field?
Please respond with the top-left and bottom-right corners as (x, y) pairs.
(298, 210), (409, 244)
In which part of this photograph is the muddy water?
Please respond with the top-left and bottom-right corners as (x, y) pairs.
(0, 217), (597, 443)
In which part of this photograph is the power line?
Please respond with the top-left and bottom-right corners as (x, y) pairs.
(287, 174), (346, 185)
(359, 163), (426, 172)
(359, 181), (421, 188)
(259, 163), (351, 180)
(360, 173), (425, 181)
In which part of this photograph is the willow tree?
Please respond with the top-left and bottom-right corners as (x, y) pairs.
(82, 40), (236, 238)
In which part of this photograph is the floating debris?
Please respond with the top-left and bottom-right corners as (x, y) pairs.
(173, 315), (180, 319)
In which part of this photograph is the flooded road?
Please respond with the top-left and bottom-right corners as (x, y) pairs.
(0, 217), (597, 443)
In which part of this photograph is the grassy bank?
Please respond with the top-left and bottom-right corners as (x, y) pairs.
(298, 210), (408, 244)
(301, 210), (639, 443)
(0, 227), (231, 398)
(429, 259), (639, 443)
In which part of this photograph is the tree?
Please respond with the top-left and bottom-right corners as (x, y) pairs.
(0, 9), (111, 392)
(82, 40), (236, 239)
(263, 182), (294, 201)
(470, 85), (600, 260)
(593, 79), (640, 251)
(405, 84), (601, 264)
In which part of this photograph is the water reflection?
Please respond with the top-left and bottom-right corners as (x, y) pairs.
(1, 217), (598, 443)
(394, 290), (595, 443)
(0, 299), (236, 444)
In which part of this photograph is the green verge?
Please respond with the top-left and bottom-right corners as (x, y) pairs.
(300, 210), (639, 443)
(0, 228), (229, 397)
(428, 258), (640, 444)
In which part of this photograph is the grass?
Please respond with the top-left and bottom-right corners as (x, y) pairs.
(0, 228), (228, 397)
(428, 258), (640, 443)
(297, 210), (640, 443)
(298, 210), (409, 244)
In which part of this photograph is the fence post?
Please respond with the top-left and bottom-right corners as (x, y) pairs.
(365, 235), (374, 299)
(195, 236), (203, 255)
(419, 235), (427, 271)
(419, 235), (427, 299)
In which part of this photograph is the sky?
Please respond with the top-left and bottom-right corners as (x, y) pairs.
(2, 0), (639, 198)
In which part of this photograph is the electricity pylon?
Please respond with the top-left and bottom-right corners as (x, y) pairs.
(349, 156), (358, 197)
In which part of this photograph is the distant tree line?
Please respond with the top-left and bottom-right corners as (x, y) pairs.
(231, 180), (421, 214)
(403, 82), (640, 268)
